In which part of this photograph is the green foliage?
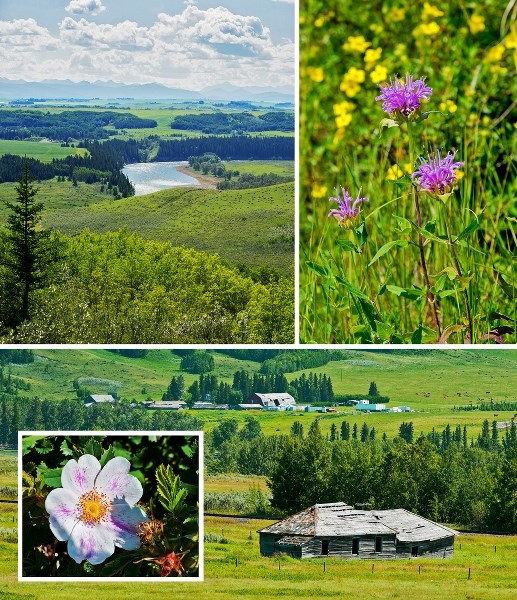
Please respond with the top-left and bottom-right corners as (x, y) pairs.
(171, 111), (294, 134)
(180, 351), (215, 374)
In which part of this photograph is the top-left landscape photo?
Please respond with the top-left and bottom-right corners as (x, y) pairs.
(0, 0), (295, 344)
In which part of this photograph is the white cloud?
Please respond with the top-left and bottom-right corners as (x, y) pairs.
(0, 18), (59, 51)
(65, 0), (107, 16)
(60, 17), (153, 50)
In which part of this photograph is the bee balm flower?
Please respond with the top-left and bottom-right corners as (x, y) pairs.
(376, 74), (432, 120)
(411, 150), (464, 197)
(328, 187), (369, 228)
(45, 454), (149, 565)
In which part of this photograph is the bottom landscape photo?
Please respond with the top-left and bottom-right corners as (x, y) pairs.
(0, 347), (516, 597)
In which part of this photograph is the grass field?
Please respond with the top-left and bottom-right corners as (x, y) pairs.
(39, 182), (294, 274)
(4, 349), (517, 439)
(0, 140), (88, 162)
(223, 160), (295, 177)
(0, 177), (294, 274)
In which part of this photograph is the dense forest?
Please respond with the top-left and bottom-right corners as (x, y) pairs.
(155, 135), (294, 161)
(0, 109), (157, 140)
(0, 228), (294, 343)
(171, 111), (294, 134)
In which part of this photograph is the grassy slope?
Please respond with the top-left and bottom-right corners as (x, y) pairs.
(0, 139), (88, 162)
(0, 177), (294, 273)
(6, 349), (517, 439)
(39, 182), (294, 273)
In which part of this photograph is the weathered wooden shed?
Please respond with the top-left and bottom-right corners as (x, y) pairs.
(258, 502), (456, 560)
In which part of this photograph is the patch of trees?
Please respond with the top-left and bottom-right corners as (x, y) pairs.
(259, 350), (348, 374)
(180, 351), (215, 374)
(289, 372), (334, 403)
(107, 350), (148, 358)
(155, 135), (294, 161)
(216, 350), (282, 362)
(232, 370), (289, 401)
(216, 172), (291, 190)
(0, 109), (157, 141)
(457, 401), (517, 411)
(171, 111), (293, 134)
(0, 396), (201, 447)
(0, 350), (34, 364)
(0, 228), (294, 343)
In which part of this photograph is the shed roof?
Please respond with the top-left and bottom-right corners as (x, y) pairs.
(85, 394), (115, 404)
(259, 502), (456, 542)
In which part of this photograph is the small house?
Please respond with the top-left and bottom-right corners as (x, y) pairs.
(258, 502), (455, 560)
(84, 394), (115, 408)
(356, 400), (386, 412)
(144, 401), (187, 410)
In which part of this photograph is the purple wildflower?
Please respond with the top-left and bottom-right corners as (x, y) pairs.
(328, 187), (369, 228)
(411, 150), (464, 196)
(376, 74), (432, 118)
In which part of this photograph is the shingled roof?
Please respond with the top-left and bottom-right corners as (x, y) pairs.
(258, 502), (456, 542)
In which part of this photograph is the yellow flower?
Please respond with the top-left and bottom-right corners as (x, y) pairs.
(343, 35), (371, 53)
(315, 16), (326, 28)
(503, 29), (517, 49)
(394, 43), (406, 56)
(413, 22), (440, 36)
(370, 24), (383, 34)
(482, 116), (491, 126)
(422, 3), (444, 20)
(364, 47), (382, 68)
(312, 183), (327, 198)
(307, 67), (324, 83)
(455, 170), (464, 180)
(439, 99), (457, 113)
(485, 45), (505, 63)
(468, 14), (485, 34)
(403, 163), (413, 175)
(343, 67), (365, 83)
(386, 165), (404, 180)
(370, 64), (389, 84)
(340, 67), (365, 98)
(388, 7), (406, 22)
(333, 101), (355, 116)
(490, 64), (508, 75)
(299, 16), (306, 26)
(335, 113), (353, 128)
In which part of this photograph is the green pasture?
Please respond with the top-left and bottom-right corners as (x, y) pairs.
(37, 182), (294, 274)
(0, 139), (88, 162)
(1, 510), (517, 598)
(223, 160), (295, 177)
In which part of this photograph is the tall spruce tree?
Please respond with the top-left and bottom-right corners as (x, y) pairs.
(2, 163), (56, 327)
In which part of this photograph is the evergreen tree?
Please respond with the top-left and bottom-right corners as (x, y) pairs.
(368, 381), (379, 397)
(2, 163), (58, 326)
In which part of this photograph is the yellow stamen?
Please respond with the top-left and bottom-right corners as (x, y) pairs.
(79, 489), (110, 525)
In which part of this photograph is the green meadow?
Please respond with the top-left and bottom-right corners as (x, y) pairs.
(0, 139), (88, 161)
(4, 349), (517, 438)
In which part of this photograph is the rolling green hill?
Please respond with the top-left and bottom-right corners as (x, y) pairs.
(4, 349), (516, 438)
(40, 182), (294, 273)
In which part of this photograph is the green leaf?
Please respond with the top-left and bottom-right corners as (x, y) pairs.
(335, 276), (370, 302)
(60, 439), (74, 457)
(99, 445), (115, 467)
(336, 240), (358, 252)
(494, 270), (517, 300)
(457, 212), (483, 242)
(156, 464), (189, 515)
(395, 216), (412, 234)
(83, 438), (103, 459)
(411, 325), (423, 344)
(386, 285), (423, 300)
(37, 465), (63, 489)
(368, 240), (408, 267)
(358, 298), (378, 331)
(410, 221), (448, 245)
(424, 220), (437, 234)
(22, 435), (47, 455)
(380, 118), (399, 129)
(354, 222), (368, 247)
(305, 261), (328, 277)
(34, 439), (53, 455)
(375, 321), (394, 341)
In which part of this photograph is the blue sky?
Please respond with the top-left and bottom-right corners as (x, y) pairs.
(0, 0), (294, 89)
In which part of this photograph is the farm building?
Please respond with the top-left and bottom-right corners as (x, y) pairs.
(355, 400), (386, 412)
(144, 400), (187, 410)
(84, 394), (115, 408)
(247, 392), (296, 408)
(258, 503), (456, 560)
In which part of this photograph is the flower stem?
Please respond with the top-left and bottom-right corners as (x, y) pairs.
(444, 218), (474, 343)
(408, 125), (442, 338)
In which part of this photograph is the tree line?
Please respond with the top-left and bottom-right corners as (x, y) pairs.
(0, 109), (156, 141)
(171, 111), (293, 134)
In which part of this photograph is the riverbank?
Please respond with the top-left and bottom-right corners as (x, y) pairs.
(176, 164), (218, 189)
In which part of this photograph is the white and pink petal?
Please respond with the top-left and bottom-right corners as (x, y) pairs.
(95, 457), (143, 505)
(67, 521), (116, 565)
(45, 488), (80, 541)
(61, 454), (101, 495)
(107, 502), (149, 550)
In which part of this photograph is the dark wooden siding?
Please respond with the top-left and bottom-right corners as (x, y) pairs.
(300, 535), (397, 559)
(396, 536), (455, 558)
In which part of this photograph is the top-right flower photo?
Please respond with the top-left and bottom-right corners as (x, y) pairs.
(300, 0), (516, 344)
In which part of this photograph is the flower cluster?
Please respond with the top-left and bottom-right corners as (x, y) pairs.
(45, 454), (149, 565)
(328, 187), (369, 228)
(411, 150), (464, 197)
(376, 74), (432, 119)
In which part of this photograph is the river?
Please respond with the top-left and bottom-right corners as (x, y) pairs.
(122, 161), (201, 196)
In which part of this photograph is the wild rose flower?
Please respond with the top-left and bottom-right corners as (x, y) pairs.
(328, 187), (369, 228)
(411, 150), (464, 197)
(376, 74), (432, 119)
(45, 454), (149, 565)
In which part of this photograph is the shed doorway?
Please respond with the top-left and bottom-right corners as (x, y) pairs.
(322, 540), (329, 555)
(352, 538), (359, 555)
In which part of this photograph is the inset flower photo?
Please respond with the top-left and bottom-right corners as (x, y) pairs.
(19, 431), (202, 581)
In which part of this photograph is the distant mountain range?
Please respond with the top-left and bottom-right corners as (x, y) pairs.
(0, 78), (294, 103)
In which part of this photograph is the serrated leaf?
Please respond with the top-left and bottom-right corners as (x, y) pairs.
(22, 435), (47, 455)
(60, 439), (74, 457)
(83, 438), (103, 459)
(368, 240), (408, 267)
(35, 439), (53, 455)
(37, 465), (63, 489)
